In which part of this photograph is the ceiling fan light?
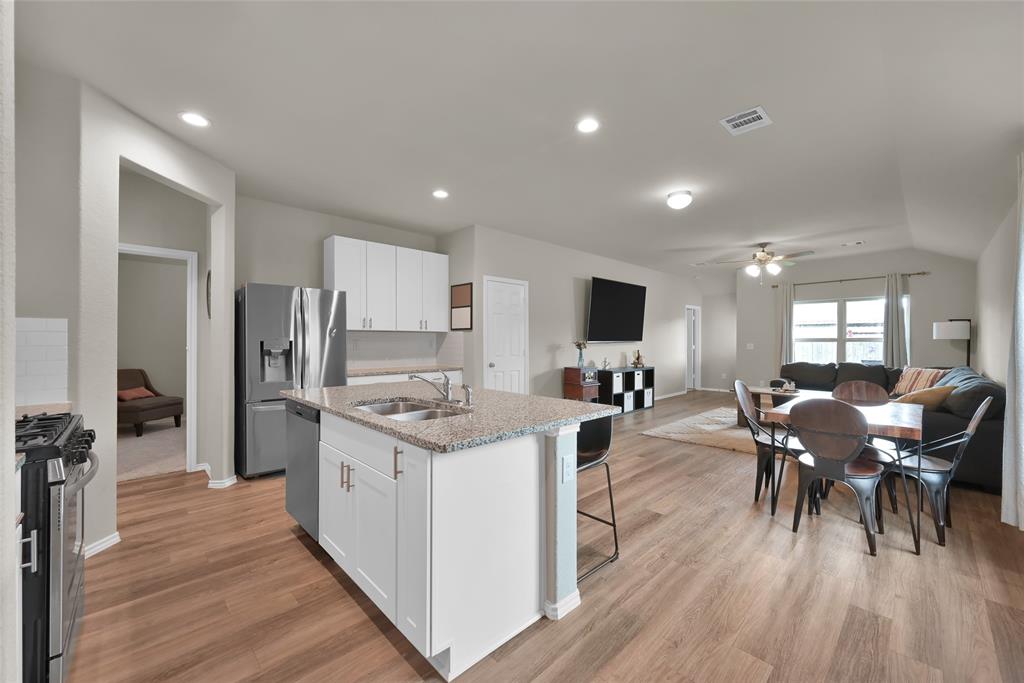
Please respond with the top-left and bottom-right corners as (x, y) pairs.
(745, 264), (762, 277)
(765, 262), (782, 275)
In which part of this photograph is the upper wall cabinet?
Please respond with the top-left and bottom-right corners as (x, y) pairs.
(325, 236), (448, 332)
(396, 247), (450, 332)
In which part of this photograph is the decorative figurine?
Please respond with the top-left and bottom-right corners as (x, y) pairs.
(631, 349), (645, 368)
(573, 340), (587, 368)
(601, 357), (610, 370)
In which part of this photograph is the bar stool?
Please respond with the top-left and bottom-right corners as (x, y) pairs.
(577, 415), (619, 581)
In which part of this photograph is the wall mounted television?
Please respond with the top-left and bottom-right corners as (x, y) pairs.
(586, 277), (647, 342)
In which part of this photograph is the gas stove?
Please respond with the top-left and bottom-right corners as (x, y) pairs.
(16, 412), (94, 467)
(17, 411), (97, 682)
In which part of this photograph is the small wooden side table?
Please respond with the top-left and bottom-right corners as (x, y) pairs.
(563, 367), (600, 402)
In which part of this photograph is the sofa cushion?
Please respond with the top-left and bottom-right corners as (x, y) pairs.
(835, 362), (889, 389)
(884, 367), (904, 393)
(893, 385), (956, 411)
(779, 362), (838, 390)
(117, 395), (182, 412)
(117, 386), (155, 402)
(939, 368), (1006, 420)
(892, 367), (948, 395)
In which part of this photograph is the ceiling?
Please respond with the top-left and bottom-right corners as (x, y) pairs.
(15, 1), (1024, 277)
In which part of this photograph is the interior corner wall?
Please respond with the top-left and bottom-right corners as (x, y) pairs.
(700, 292), (737, 390)
(463, 225), (701, 398)
(736, 247), (978, 385)
(235, 195), (436, 289)
(977, 201), (1019, 383)
(1, 3), (21, 680)
(76, 83), (236, 547)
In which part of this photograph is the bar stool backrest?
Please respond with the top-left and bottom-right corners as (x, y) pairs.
(577, 415), (613, 470)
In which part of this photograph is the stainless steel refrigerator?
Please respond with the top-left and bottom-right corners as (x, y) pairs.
(235, 283), (346, 478)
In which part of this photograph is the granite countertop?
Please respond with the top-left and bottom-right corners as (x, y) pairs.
(282, 381), (619, 452)
(347, 364), (464, 378)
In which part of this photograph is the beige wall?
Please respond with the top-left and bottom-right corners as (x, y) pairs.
(736, 247), (977, 386)
(448, 225), (701, 398)
(117, 254), (188, 403)
(977, 202), (1019, 383)
(701, 292), (736, 390)
(236, 196), (436, 289)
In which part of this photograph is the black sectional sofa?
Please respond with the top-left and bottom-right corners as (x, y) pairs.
(770, 362), (1005, 492)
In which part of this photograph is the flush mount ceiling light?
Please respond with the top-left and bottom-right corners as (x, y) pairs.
(575, 117), (600, 134)
(178, 111), (210, 128)
(432, 189), (449, 199)
(841, 240), (865, 247)
(745, 264), (762, 277)
(666, 190), (693, 210)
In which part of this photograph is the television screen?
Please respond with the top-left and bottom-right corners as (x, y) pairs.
(586, 277), (647, 342)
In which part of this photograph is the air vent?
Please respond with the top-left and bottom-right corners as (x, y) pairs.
(719, 106), (772, 136)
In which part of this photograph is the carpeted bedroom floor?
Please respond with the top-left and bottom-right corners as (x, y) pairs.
(117, 417), (186, 481)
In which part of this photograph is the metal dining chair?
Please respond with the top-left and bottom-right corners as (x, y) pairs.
(577, 415), (619, 581)
(735, 380), (803, 503)
(884, 396), (993, 546)
(789, 398), (890, 556)
(832, 380), (890, 406)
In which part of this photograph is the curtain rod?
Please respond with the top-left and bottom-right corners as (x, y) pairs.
(770, 271), (929, 289)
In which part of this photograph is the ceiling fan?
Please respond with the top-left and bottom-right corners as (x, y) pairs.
(695, 243), (814, 278)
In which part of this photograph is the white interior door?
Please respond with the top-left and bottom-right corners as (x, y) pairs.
(685, 305), (701, 390)
(483, 277), (528, 393)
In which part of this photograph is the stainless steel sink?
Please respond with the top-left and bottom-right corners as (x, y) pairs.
(388, 408), (462, 422)
(357, 401), (436, 416)
(356, 400), (463, 421)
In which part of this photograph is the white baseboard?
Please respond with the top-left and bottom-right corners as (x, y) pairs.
(655, 391), (686, 401)
(84, 532), (121, 558)
(544, 589), (581, 620)
(698, 387), (732, 393)
(207, 474), (237, 489)
(188, 462), (211, 475)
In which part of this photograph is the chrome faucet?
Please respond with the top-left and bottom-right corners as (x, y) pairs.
(410, 372), (454, 401)
(462, 384), (473, 408)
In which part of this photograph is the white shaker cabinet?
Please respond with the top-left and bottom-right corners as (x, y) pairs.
(318, 442), (355, 574)
(364, 242), (397, 330)
(349, 458), (398, 621)
(326, 236), (447, 333)
(324, 235), (366, 331)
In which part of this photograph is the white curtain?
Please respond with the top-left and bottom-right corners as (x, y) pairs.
(778, 283), (794, 367)
(883, 273), (909, 368)
(1003, 155), (1024, 529)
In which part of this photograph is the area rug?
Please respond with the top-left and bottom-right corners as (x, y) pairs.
(641, 407), (757, 455)
(117, 418), (186, 481)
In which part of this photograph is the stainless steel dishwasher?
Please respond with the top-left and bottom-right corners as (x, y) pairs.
(285, 400), (320, 539)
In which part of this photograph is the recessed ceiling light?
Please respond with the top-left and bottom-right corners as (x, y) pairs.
(666, 190), (693, 210)
(575, 117), (600, 134)
(841, 240), (865, 247)
(178, 111), (210, 128)
(432, 189), (449, 199)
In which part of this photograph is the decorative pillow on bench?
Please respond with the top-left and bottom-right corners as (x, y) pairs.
(893, 385), (956, 410)
(117, 386), (155, 401)
(891, 367), (949, 396)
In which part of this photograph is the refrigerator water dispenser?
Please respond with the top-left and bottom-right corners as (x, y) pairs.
(260, 339), (293, 383)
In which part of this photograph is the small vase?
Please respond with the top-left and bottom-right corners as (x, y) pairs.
(577, 349), (584, 367)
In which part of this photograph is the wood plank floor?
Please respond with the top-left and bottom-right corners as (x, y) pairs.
(70, 391), (1024, 682)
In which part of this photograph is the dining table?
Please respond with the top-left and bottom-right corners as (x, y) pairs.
(761, 392), (925, 555)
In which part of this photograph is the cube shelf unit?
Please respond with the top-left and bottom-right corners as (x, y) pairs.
(597, 366), (655, 414)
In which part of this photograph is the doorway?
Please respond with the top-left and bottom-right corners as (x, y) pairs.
(116, 243), (198, 480)
(685, 305), (701, 391)
(482, 276), (529, 393)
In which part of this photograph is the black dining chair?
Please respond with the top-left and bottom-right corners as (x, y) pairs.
(735, 380), (803, 503)
(577, 415), (619, 581)
(884, 396), (993, 546)
(832, 380), (890, 406)
(790, 398), (890, 556)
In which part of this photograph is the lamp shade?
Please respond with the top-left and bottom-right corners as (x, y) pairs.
(932, 320), (970, 340)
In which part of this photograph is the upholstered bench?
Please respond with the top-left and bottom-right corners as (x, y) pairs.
(117, 368), (184, 437)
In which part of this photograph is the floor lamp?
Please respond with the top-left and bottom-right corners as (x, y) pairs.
(932, 319), (971, 367)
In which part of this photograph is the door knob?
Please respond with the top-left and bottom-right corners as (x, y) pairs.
(489, 362), (495, 368)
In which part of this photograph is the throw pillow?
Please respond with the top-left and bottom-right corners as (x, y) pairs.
(117, 386), (155, 401)
(893, 385), (956, 411)
(891, 367), (949, 396)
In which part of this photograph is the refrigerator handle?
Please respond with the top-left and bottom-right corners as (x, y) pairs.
(302, 288), (310, 389)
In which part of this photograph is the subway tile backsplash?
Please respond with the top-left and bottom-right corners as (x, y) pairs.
(16, 318), (69, 406)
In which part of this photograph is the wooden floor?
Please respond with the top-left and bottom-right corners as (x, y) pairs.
(71, 391), (1024, 682)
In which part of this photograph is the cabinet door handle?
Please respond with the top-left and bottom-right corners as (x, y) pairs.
(369, 317), (373, 329)
(362, 317), (366, 329)
(340, 463), (347, 488)
(346, 464), (355, 492)
(393, 446), (404, 478)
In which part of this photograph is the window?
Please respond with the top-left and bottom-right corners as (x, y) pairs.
(792, 297), (886, 364)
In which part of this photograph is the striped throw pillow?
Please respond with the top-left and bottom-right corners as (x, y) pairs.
(891, 367), (949, 396)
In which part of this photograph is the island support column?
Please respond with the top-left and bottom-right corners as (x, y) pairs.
(543, 424), (581, 619)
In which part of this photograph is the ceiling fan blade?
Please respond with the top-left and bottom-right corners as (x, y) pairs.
(776, 250), (814, 260)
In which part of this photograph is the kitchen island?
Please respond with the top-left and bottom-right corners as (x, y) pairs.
(282, 381), (617, 680)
